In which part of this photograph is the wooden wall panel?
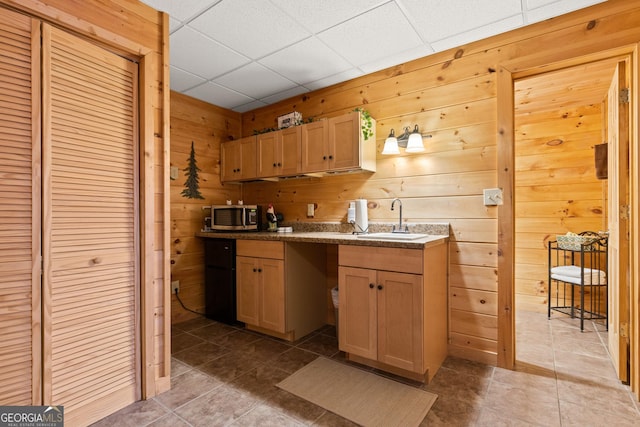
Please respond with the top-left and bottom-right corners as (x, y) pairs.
(169, 91), (241, 323)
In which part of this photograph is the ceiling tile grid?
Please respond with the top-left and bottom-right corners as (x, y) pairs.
(140, 0), (606, 112)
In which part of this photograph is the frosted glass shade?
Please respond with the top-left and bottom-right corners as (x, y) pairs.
(382, 135), (400, 155)
(405, 132), (424, 153)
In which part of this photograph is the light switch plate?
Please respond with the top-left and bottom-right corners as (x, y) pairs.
(483, 188), (503, 206)
(307, 203), (315, 217)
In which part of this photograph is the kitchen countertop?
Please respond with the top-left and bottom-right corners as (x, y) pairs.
(195, 229), (449, 249)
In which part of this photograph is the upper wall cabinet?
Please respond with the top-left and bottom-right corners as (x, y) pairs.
(222, 111), (376, 183)
(301, 111), (376, 174)
(221, 135), (257, 182)
(257, 126), (300, 179)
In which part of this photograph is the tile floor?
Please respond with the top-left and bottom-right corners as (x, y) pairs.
(92, 311), (640, 426)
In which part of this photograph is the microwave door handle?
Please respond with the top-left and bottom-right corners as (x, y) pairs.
(242, 208), (246, 227)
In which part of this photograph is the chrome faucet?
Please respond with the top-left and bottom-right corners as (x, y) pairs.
(391, 198), (408, 233)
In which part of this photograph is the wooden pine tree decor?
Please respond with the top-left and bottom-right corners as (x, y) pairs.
(181, 141), (204, 199)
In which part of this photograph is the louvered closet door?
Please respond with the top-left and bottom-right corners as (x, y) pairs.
(42, 24), (139, 425)
(0, 8), (40, 405)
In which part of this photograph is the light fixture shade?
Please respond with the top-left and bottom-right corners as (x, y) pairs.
(382, 129), (400, 155)
(405, 126), (424, 153)
(382, 135), (399, 154)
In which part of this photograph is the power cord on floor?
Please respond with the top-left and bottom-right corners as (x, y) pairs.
(173, 288), (205, 317)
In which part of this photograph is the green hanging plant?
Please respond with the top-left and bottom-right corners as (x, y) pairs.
(354, 107), (374, 141)
(181, 141), (204, 199)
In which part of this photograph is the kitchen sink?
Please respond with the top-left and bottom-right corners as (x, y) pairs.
(357, 232), (428, 241)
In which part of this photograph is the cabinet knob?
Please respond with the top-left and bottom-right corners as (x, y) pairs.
(369, 283), (374, 289)
(258, 268), (262, 273)
(377, 284), (383, 290)
(273, 162), (277, 167)
(277, 162), (281, 167)
(253, 268), (257, 272)
(329, 155), (333, 160)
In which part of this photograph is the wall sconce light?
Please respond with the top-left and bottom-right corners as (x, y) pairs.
(381, 125), (431, 155)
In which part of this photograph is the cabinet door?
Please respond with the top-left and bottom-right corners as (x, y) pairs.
(338, 266), (377, 360)
(236, 256), (260, 325)
(300, 120), (328, 173)
(328, 113), (360, 170)
(259, 258), (285, 333)
(279, 126), (300, 176)
(239, 136), (257, 180)
(377, 271), (423, 372)
(256, 131), (280, 178)
(220, 140), (240, 182)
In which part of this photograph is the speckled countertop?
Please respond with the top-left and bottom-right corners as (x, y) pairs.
(196, 222), (449, 249)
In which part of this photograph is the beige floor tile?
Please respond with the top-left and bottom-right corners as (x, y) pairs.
(270, 347), (320, 373)
(146, 412), (192, 427)
(475, 406), (539, 426)
(172, 341), (229, 367)
(483, 379), (561, 426)
(188, 321), (238, 341)
(296, 332), (340, 357)
(559, 399), (640, 426)
(198, 349), (267, 382)
(170, 357), (192, 378)
(90, 398), (169, 427)
(229, 403), (305, 426)
(229, 364), (291, 401)
(171, 331), (205, 354)
(174, 383), (259, 427)
(311, 410), (358, 426)
(154, 369), (223, 410)
(420, 394), (481, 426)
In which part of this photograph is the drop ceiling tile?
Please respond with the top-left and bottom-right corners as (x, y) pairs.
(170, 26), (249, 80)
(189, 0), (310, 59)
(400, 0), (522, 43)
(259, 37), (353, 85)
(213, 62), (297, 99)
(270, 0), (387, 33)
(304, 68), (364, 91)
(430, 14), (523, 52)
(233, 100), (269, 113)
(260, 86), (309, 105)
(184, 81), (253, 110)
(139, 0), (219, 22)
(526, 0), (605, 24)
(170, 66), (206, 92)
(358, 44), (433, 74)
(318, 2), (423, 67)
(169, 16), (181, 33)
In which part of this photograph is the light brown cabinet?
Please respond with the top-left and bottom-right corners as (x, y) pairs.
(221, 135), (257, 182)
(338, 243), (447, 382)
(236, 241), (286, 333)
(236, 240), (327, 341)
(257, 126), (300, 178)
(301, 111), (376, 174)
(222, 111), (376, 182)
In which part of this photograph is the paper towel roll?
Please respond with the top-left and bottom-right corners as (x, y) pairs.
(354, 199), (368, 232)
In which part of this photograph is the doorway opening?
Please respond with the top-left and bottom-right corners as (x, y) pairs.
(512, 56), (630, 382)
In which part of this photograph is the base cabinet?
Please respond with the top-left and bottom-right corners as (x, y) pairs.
(236, 253), (285, 333)
(338, 243), (447, 382)
(236, 240), (327, 341)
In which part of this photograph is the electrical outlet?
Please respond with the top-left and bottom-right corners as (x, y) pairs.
(171, 280), (180, 294)
(307, 203), (315, 217)
(483, 188), (503, 206)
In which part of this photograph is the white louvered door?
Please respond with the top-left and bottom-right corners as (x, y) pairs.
(0, 8), (40, 406)
(42, 24), (140, 425)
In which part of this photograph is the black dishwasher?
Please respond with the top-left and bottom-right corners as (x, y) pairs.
(204, 239), (241, 325)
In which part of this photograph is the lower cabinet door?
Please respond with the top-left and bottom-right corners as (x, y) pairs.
(377, 271), (423, 372)
(258, 258), (285, 333)
(338, 266), (377, 360)
(236, 256), (260, 326)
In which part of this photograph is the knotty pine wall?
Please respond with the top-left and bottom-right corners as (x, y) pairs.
(170, 92), (242, 323)
(514, 86), (607, 314)
(1, 0), (172, 397)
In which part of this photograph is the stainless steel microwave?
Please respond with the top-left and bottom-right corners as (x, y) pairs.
(208, 205), (260, 231)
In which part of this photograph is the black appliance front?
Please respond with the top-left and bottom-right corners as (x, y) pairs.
(204, 239), (242, 326)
